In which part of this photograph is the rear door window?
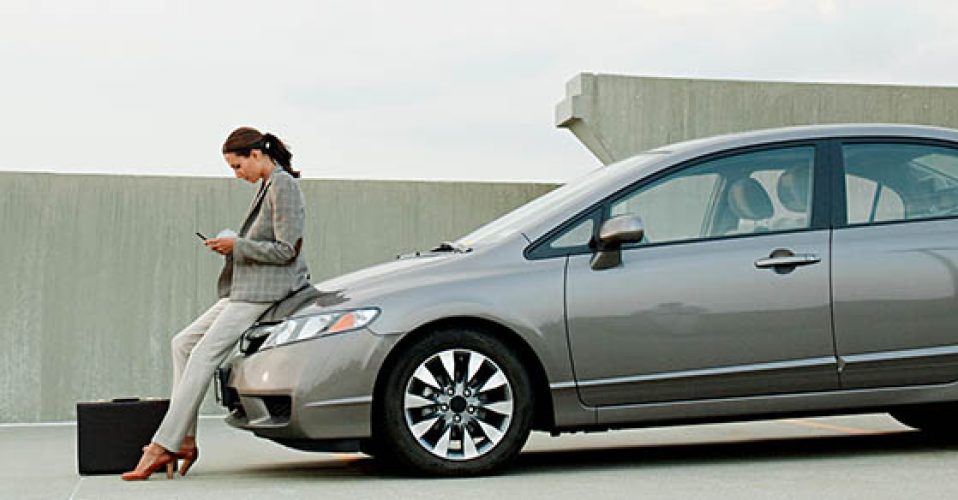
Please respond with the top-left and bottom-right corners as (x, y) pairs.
(842, 143), (958, 225)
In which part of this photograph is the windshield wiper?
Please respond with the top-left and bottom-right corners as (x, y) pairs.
(396, 241), (472, 259)
(431, 241), (472, 253)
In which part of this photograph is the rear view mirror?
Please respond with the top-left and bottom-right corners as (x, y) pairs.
(591, 215), (645, 270)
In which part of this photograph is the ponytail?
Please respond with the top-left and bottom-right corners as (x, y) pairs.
(260, 133), (300, 178)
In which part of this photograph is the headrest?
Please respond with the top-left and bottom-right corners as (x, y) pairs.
(777, 166), (811, 213)
(728, 178), (773, 221)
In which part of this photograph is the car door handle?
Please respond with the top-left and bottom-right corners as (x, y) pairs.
(754, 252), (821, 269)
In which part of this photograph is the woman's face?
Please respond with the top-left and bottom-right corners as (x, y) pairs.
(224, 151), (269, 183)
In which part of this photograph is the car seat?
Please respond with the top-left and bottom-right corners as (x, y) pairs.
(773, 166), (810, 230)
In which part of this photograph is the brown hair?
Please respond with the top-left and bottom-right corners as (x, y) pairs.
(222, 127), (300, 178)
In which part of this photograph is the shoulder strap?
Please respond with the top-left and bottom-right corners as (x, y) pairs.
(240, 181), (271, 237)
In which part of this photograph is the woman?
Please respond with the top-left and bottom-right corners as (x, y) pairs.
(122, 127), (310, 480)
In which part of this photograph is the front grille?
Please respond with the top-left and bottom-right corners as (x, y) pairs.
(216, 367), (241, 411)
(261, 395), (292, 421)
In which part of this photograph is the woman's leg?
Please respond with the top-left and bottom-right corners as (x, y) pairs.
(170, 298), (230, 438)
(153, 300), (271, 452)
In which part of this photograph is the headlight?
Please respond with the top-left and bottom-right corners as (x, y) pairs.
(256, 307), (380, 349)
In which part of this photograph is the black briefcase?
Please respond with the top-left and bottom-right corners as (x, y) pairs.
(76, 398), (169, 475)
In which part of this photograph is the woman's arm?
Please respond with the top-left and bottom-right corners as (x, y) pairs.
(233, 173), (305, 264)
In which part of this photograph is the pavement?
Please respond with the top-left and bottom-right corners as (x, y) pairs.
(2, 413), (957, 499)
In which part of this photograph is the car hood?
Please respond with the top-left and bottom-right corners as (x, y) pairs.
(296, 251), (466, 314)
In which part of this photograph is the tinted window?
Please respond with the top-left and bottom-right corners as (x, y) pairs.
(843, 143), (958, 225)
(608, 146), (815, 245)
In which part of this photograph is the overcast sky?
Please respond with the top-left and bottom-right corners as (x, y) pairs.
(1, 0), (957, 182)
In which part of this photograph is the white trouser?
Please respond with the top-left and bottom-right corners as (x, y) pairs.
(153, 298), (271, 451)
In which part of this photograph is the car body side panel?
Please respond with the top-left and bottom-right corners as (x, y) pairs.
(833, 219), (958, 388)
(366, 257), (597, 427)
(361, 240), (582, 377)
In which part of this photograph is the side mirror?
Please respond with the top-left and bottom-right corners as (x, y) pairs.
(590, 215), (645, 270)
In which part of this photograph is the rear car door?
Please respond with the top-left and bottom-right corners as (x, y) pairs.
(832, 140), (958, 388)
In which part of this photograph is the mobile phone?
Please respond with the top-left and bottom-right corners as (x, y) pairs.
(195, 232), (208, 241)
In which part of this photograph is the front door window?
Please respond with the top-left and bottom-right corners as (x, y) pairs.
(608, 146), (816, 246)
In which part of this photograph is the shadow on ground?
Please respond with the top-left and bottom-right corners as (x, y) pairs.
(216, 429), (958, 479)
(512, 430), (958, 474)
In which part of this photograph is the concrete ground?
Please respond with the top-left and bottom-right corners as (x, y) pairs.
(3, 413), (957, 500)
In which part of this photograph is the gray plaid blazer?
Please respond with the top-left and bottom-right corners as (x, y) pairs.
(217, 168), (310, 302)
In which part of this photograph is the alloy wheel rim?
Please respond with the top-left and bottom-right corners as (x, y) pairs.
(403, 348), (514, 461)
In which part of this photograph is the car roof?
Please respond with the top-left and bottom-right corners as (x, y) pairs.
(519, 123), (958, 243)
(649, 123), (958, 158)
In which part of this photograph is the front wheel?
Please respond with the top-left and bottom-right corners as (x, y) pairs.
(376, 328), (534, 476)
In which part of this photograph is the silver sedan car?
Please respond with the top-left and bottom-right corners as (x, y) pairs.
(220, 124), (958, 475)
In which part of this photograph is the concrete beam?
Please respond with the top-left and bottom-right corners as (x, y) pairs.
(557, 73), (958, 164)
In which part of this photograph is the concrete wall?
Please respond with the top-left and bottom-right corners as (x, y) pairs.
(0, 173), (556, 423)
(556, 73), (958, 164)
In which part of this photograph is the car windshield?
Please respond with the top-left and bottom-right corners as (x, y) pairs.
(456, 154), (662, 247)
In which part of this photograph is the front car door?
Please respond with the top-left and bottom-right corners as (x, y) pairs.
(832, 140), (958, 388)
(563, 143), (839, 406)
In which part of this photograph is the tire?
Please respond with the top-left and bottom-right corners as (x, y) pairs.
(376, 327), (534, 476)
(890, 403), (958, 438)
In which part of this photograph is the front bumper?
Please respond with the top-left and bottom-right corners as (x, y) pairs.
(221, 327), (400, 445)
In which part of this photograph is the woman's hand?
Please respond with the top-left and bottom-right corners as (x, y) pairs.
(205, 237), (236, 255)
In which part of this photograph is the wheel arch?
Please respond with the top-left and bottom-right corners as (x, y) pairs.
(370, 316), (556, 435)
